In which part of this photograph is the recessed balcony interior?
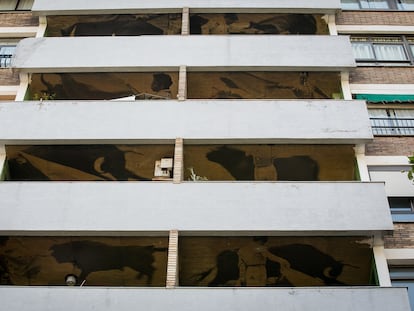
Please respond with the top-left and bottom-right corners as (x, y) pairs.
(184, 144), (356, 181)
(180, 236), (375, 287)
(0, 236), (375, 287)
(45, 14), (182, 36)
(4, 145), (175, 181)
(0, 236), (168, 286)
(187, 72), (342, 99)
(189, 13), (329, 35)
(28, 72), (179, 100)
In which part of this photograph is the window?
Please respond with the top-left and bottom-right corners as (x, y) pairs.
(368, 108), (414, 136)
(390, 267), (414, 309)
(351, 36), (414, 64)
(342, 0), (414, 10)
(0, 45), (15, 68)
(369, 166), (414, 222)
(0, 0), (33, 11)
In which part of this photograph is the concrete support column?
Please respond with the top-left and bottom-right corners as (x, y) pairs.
(323, 14), (337, 35)
(177, 65), (187, 101)
(0, 145), (5, 180)
(173, 138), (184, 183)
(341, 72), (352, 100)
(181, 8), (190, 35)
(373, 245), (392, 287)
(36, 16), (47, 38)
(166, 229), (179, 288)
(354, 144), (370, 181)
(15, 73), (30, 101)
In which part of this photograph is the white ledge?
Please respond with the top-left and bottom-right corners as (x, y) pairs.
(0, 182), (393, 235)
(12, 36), (356, 73)
(0, 100), (372, 144)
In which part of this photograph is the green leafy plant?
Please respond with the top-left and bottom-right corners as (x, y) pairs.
(408, 155), (414, 181)
(32, 92), (56, 100)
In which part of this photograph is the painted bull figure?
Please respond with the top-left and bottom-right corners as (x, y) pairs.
(50, 241), (167, 285)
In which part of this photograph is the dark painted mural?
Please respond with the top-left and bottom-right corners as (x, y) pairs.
(6, 145), (174, 181)
(179, 236), (374, 287)
(0, 237), (168, 286)
(184, 145), (356, 181)
(189, 13), (328, 35)
(29, 72), (178, 100)
(187, 72), (342, 99)
(46, 14), (182, 37)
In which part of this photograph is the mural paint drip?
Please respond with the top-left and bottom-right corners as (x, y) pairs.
(180, 237), (373, 287)
(0, 237), (168, 286)
(6, 145), (174, 181)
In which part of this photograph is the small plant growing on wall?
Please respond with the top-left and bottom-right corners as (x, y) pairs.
(187, 167), (208, 181)
(407, 155), (414, 182)
(32, 92), (56, 100)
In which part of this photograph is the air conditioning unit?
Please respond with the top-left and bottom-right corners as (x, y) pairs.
(154, 158), (173, 178)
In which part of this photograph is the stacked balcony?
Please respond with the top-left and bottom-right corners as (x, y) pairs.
(0, 0), (409, 310)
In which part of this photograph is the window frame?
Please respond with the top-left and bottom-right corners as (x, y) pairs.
(0, 0), (33, 11)
(342, 0), (414, 10)
(351, 36), (414, 65)
(368, 107), (414, 136)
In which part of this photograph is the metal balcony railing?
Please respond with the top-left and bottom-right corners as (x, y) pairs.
(0, 46), (15, 68)
(370, 117), (414, 136)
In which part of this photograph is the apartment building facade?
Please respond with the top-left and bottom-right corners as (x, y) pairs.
(0, 0), (412, 310)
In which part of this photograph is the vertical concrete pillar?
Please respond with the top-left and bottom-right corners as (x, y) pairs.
(323, 14), (337, 36)
(173, 138), (184, 183)
(15, 73), (30, 101)
(341, 72), (352, 100)
(0, 145), (6, 181)
(373, 245), (392, 287)
(354, 144), (370, 181)
(166, 229), (179, 288)
(36, 16), (47, 38)
(177, 65), (187, 101)
(181, 8), (190, 35)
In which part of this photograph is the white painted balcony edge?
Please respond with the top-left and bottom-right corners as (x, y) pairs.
(31, 0), (341, 15)
(0, 100), (372, 144)
(0, 182), (393, 235)
(12, 36), (355, 73)
(0, 287), (410, 311)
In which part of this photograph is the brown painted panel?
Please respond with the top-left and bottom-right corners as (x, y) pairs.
(179, 236), (373, 287)
(187, 72), (341, 99)
(189, 13), (328, 35)
(0, 236), (168, 286)
(184, 145), (356, 181)
(6, 145), (175, 181)
(46, 14), (182, 36)
(29, 72), (179, 100)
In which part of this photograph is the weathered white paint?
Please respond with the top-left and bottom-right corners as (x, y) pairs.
(337, 25), (414, 35)
(32, 0), (341, 15)
(0, 100), (372, 144)
(0, 85), (19, 97)
(12, 36), (355, 73)
(177, 65), (187, 101)
(14, 73), (29, 101)
(181, 8), (189, 35)
(0, 287), (410, 311)
(374, 245), (392, 287)
(173, 138), (184, 183)
(341, 72), (352, 100)
(354, 144), (370, 182)
(0, 27), (38, 38)
(0, 182), (393, 235)
(36, 16), (47, 38)
(365, 156), (410, 166)
(324, 14), (337, 35)
(350, 84), (414, 95)
(385, 249), (414, 266)
(0, 145), (5, 181)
